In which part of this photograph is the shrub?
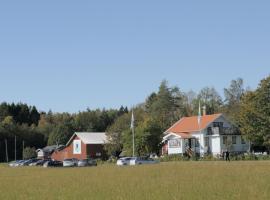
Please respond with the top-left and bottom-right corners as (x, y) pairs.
(159, 154), (190, 162)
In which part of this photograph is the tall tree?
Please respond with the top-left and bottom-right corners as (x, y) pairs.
(223, 78), (245, 123)
(196, 87), (223, 115)
(238, 76), (270, 150)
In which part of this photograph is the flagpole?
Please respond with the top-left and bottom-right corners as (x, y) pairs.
(15, 135), (16, 161)
(5, 139), (9, 163)
(132, 125), (135, 157)
(131, 110), (135, 157)
(198, 102), (202, 158)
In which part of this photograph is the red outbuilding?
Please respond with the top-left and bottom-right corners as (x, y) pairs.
(51, 132), (108, 161)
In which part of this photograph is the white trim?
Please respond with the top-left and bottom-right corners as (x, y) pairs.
(162, 132), (182, 142)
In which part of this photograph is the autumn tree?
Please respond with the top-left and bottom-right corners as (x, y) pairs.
(238, 75), (270, 150)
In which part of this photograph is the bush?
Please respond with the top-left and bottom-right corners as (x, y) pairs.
(229, 154), (270, 161)
(159, 154), (190, 162)
(200, 155), (220, 161)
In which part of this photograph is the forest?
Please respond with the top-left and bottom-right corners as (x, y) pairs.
(0, 75), (269, 161)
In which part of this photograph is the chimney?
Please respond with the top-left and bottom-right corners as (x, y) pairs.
(203, 106), (207, 116)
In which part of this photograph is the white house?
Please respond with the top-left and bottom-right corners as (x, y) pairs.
(162, 113), (250, 157)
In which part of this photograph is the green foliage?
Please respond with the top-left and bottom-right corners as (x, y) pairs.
(159, 154), (190, 162)
(105, 112), (131, 156)
(146, 80), (187, 131)
(238, 75), (270, 149)
(48, 124), (71, 146)
(222, 78), (246, 124)
(23, 147), (37, 159)
(0, 102), (40, 125)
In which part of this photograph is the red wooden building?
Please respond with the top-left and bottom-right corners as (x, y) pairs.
(51, 132), (108, 161)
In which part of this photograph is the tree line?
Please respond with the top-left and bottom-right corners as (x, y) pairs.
(0, 75), (269, 161)
(0, 104), (128, 162)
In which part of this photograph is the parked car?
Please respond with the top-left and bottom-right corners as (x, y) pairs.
(33, 159), (51, 166)
(19, 159), (32, 166)
(129, 157), (159, 166)
(28, 159), (44, 166)
(23, 159), (41, 166)
(77, 159), (97, 167)
(116, 157), (133, 166)
(9, 160), (24, 167)
(63, 158), (79, 167)
(43, 160), (63, 168)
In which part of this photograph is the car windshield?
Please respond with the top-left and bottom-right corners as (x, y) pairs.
(122, 157), (132, 161)
(64, 159), (73, 162)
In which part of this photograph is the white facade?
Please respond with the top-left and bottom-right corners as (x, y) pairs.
(163, 115), (250, 157)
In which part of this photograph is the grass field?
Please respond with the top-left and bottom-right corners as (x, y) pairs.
(0, 161), (270, 200)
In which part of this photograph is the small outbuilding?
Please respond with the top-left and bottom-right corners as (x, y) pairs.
(51, 132), (108, 161)
(36, 145), (65, 159)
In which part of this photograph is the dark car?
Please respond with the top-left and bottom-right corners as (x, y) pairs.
(31, 159), (49, 166)
(20, 159), (39, 166)
(43, 160), (63, 168)
(77, 159), (97, 167)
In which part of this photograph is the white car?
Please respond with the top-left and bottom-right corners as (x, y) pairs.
(129, 157), (159, 166)
(116, 157), (133, 166)
(63, 158), (78, 167)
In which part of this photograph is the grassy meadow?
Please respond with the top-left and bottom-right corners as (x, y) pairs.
(0, 161), (270, 200)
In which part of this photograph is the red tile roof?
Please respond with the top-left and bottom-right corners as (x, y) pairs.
(166, 114), (222, 134)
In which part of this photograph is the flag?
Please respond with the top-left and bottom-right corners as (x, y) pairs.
(198, 101), (201, 127)
(130, 110), (135, 130)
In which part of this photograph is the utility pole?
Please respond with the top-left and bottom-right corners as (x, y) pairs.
(5, 139), (8, 163)
(22, 140), (25, 160)
(15, 135), (17, 161)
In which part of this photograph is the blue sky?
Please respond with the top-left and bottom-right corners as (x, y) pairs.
(0, 1), (269, 112)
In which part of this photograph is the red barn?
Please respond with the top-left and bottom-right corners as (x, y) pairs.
(51, 132), (108, 161)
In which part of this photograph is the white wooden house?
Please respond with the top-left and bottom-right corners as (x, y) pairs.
(162, 113), (250, 157)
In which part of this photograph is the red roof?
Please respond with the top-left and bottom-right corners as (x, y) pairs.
(166, 114), (222, 134)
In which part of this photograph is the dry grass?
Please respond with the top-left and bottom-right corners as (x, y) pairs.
(0, 161), (270, 200)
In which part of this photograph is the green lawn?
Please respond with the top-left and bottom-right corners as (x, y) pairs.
(0, 161), (270, 200)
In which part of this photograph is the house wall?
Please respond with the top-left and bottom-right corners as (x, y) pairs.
(166, 135), (184, 155)
(86, 144), (106, 159)
(220, 135), (250, 153)
(51, 136), (87, 161)
(205, 116), (249, 155)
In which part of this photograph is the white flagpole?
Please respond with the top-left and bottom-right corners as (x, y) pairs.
(131, 110), (135, 157)
(198, 101), (202, 157)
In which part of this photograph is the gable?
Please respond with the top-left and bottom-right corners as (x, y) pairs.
(206, 115), (232, 129)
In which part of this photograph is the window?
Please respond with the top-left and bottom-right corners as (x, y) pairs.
(195, 139), (200, 147)
(232, 136), (237, 144)
(169, 139), (181, 148)
(223, 136), (227, 145)
(204, 137), (209, 147)
(207, 127), (213, 135)
(241, 137), (246, 144)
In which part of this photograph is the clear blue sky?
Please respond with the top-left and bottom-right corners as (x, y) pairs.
(0, 1), (269, 112)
